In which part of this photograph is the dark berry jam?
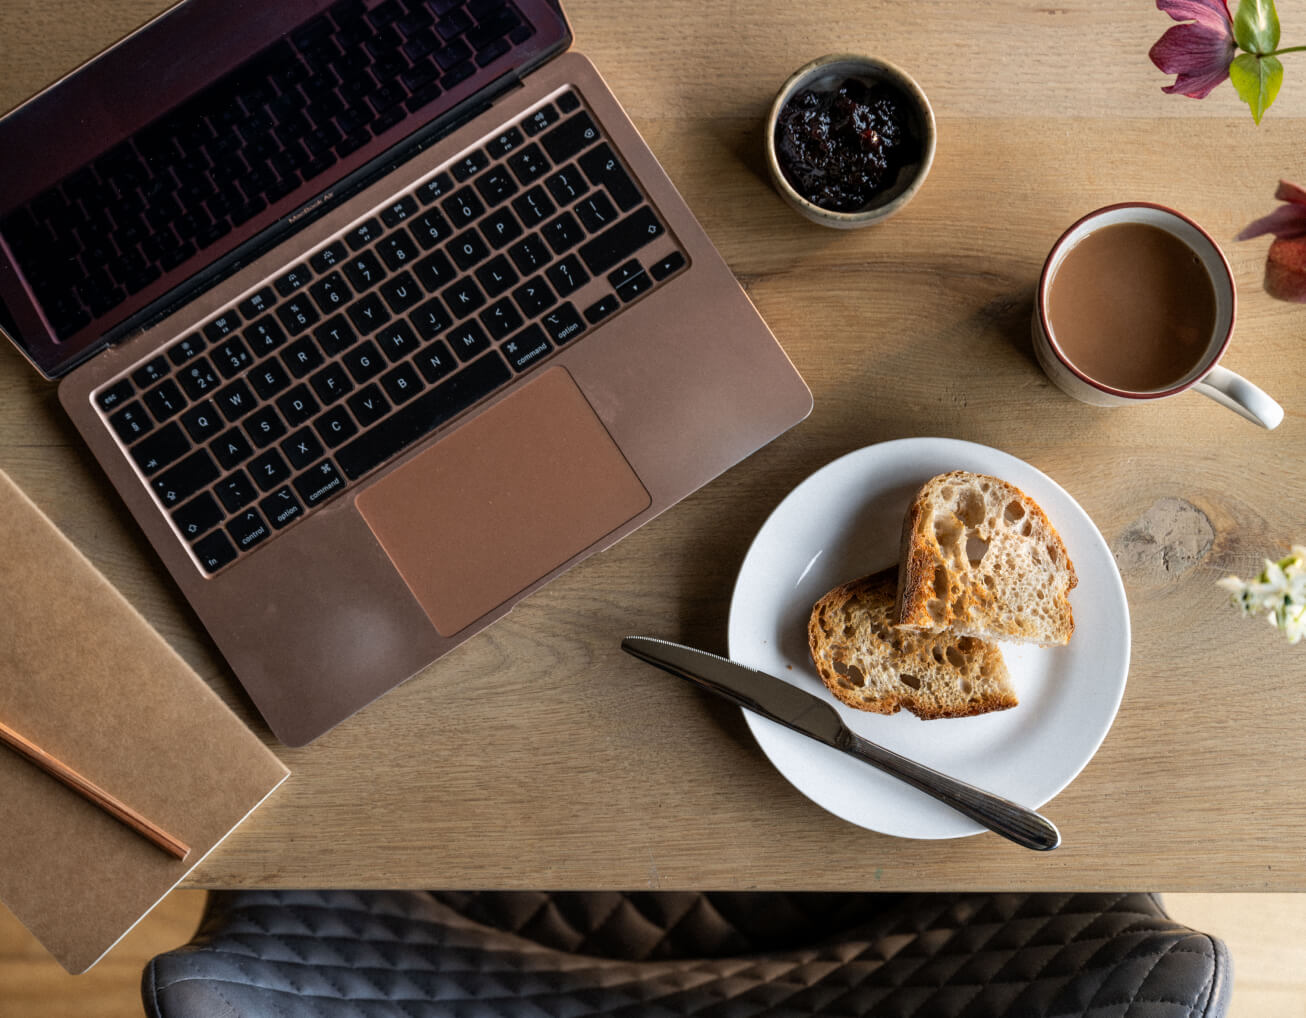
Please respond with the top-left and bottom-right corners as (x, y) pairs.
(774, 76), (920, 213)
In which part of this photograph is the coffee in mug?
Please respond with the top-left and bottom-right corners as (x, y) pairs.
(1032, 203), (1282, 430)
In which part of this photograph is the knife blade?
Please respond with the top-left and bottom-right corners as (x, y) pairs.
(620, 636), (1060, 851)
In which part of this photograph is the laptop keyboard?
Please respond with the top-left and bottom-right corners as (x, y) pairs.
(2, 0), (536, 341)
(94, 89), (688, 575)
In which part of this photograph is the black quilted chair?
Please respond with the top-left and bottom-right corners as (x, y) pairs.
(142, 890), (1231, 1017)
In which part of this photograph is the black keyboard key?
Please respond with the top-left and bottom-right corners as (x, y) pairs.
(650, 250), (687, 280)
(542, 211), (584, 254)
(479, 297), (522, 340)
(545, 254), (588, 297)
(283, 336), (327, 378)
(511, 186), (555, 226)
(244, 316), (288, 356)
(376, 232), (419, 271)
(507, 143), (550, 184)
(449, 229), (489, 270)
(212, 337), (254, 378)
(415, 249), (457, 290)
(556, 91), (580, 114)
(376, 320), (421, 362)
(575, 191), (618, 232)
(578, 144), (642, 211)
(475, 254), (518, 296)
(226, 508), (271, 552)
(616, 269), (652, 302)
(508, 234), (550, 273)
(447, 321), (490, 361)
(343, 340), (386, 382)
(381, 362), (424, 404)
(474, 166), (518, 206)
(315, 406), (359, 447)
(249, 449), (291, 491)
(216, 379), (257, 421)
(294, 459), (346, 506)
(452, 148), (490, 181)
(131, 421), (189, 474)
(347, 292), (392, 334)
(244, 406), (288, 447)
(501, 323), (552, 371)
(541, 111), (600, 163)
(153, 449), (220, 507)
(310, 362), (355, 405)
(346, 217), (384, 250)
(545, 166), (588, 205)
(578, 206), (664, 275)
(542, 302), (585, 345)
(203, 310), (242, 342)
(442, 187), (485, 226)
(174, 491), (224, 540)
(131, 357), (170, 389)
(98, 378), (134, 412)
(480, 207), (522, 249)
(335, 352), (511, 480)
(309, 271), (353, 313)
(277, 385), (321, 426)
(584, 293), (620, 324)
(181, 401), (224, 442)
(143, 378), (186, 422)
(380, 194), (418, 227)
(414, 340), (456, 383)
(512, 276), (553, 317)
(443, 278), (486, 317)
(238, 287), (277, 319)
(415, 172), (454, 205)
(178, 359), (222, 400)
(348, 384), (391, 425)
(273, 263), (313, 296)
(281, 427), (324, 470)
(487, 127), (523, 157)
(380, 271), (422, 313)
(168, 333), (206, 366)
(277, 294), (321, 334)
(410, 209), (452, 248)
(411, 296), (452, 339)
(212, 427), (255, 469)
(314, 315), (358, 355)
(310, 241), (349, 272)
(194, 530), (238, 573)
(260, 486), (304, 529)
(344, 250), (385, 291)
(249, 359), (292, 400)
(216, 471), (258, 512)
(522, 103), (558, 136)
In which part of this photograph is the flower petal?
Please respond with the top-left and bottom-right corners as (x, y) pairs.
(1156, 0), (1232, 32)
(1150, 22), (1236, 97)
(1235, 203), (1306, 240)
(1263, 236), (1306, 301)
(1274, 180), (1306, 205)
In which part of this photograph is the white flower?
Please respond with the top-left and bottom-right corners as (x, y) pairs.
(1218, 545), (1306, 644)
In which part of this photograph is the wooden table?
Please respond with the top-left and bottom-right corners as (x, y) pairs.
(2, 0), (1304, 891)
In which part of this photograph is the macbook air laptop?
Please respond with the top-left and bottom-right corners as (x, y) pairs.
(0, 0), (812, 744)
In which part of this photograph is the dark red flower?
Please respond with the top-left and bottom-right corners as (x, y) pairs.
(1237, 181), (1306, 302)
(1149, 0), (1237, 98)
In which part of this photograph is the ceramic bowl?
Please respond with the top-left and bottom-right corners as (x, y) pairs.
(764, 53), (936, 228)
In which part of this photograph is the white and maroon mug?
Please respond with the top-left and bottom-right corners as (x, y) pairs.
(1032, 203), (1283, 430)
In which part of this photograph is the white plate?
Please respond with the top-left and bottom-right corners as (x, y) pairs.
(727, 438), (1129, 840)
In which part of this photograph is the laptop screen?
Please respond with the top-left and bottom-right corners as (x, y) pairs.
(0, 0), (568, 378)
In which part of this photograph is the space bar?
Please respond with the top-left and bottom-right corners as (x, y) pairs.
(336, 354), (512, 480)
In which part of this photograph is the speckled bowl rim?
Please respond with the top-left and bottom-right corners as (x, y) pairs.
(764, 53), (937, 227)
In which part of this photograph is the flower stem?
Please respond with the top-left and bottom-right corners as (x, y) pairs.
(1268, 44), (1306, 55)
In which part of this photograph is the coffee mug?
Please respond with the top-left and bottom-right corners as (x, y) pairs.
(1032, 203), (1283, 430)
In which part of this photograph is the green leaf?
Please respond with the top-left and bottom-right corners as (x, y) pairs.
(1233, 0), (1280, 55)
(1230, 52), (1284, 122)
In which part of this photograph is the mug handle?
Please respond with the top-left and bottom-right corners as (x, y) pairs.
(1192, 365), (1284, 430)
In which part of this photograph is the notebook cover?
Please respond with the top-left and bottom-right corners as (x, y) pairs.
(0, 469), (289, 973)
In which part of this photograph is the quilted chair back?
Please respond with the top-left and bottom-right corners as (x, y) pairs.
(142, 890), (1231, 1017)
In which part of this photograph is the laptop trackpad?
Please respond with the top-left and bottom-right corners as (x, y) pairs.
(354, 367), (651, 636)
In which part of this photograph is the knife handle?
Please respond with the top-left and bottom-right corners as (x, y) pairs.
(838, 729), (1061, 851)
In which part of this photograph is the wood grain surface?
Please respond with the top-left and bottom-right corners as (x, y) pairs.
(1, 0), (1304, 890)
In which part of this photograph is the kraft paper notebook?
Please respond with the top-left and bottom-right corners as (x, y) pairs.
(0, 468), (289, 973)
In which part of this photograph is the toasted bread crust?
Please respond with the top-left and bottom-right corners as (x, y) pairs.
(809, 569), (1016, 720)
(894, 471), (1076, 646)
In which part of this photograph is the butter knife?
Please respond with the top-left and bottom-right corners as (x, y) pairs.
(620, 636), (1060, 851)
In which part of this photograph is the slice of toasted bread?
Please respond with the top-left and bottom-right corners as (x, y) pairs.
(895, 471), (1076, 646)
(808, 569), (1016, 719)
